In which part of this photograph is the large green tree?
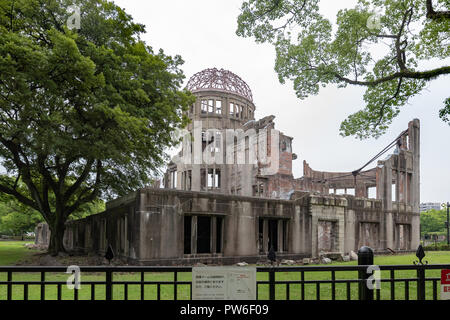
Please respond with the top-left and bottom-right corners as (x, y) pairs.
(237, 0), (449, 139)
(0, 0), (195, 254)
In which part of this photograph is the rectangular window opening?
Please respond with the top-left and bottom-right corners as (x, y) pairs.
(268, 219), (278, 252)
(197, 216), (211, 254)
(346, 188), (355, 195)
(392, 183), (397, 202)
(208, 99), (214, 113)
(216, 100), (222, 114)
(201, 100), (208, 114)
(208, 169), (214, 188)
(215, 169), (221, 188)
(171, 171), (177, 189)
(368, 186), (376, 199)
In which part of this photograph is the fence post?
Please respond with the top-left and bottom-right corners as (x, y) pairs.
(269, 268), (275, 300)
(105, 270), (112, 301)
(417, 266), (426, 300)
(7, 271), (12, 301)
(40, 272), (45, 301)
(358, 246), (374, 301)
(414, 244), (427, 300)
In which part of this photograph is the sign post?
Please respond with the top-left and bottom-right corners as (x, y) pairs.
(441, 269), (450, 300)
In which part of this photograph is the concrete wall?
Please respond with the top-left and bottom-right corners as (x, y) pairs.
(35, 223), (50, 247)
(34, 184), (420, 265)
(59, 193), (140, 261)
(309, 195), (347, 257)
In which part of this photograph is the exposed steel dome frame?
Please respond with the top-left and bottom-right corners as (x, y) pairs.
(186, 68), (253, 102)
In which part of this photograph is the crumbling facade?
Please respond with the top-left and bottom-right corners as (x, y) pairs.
(163, 68), (297, 199)
(36, 68), (421, 265)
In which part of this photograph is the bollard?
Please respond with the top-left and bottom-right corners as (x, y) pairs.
(358, 246), (374, 300)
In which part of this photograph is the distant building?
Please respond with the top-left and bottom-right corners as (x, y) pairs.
(420, 202), (442, 212)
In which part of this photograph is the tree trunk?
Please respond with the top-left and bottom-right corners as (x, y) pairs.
(48, 219), (66, 256)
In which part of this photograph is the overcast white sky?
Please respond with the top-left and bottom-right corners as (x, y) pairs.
(112, 0), (449, 204)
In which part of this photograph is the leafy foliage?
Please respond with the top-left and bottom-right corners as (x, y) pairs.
(439, 97), (450, 123)
(0, 0), (195, 253)
(0, 175), (104, 236)
(236, 0), (449, 139)
(0, 200), (42, 236)
(420, 208), (448, 235)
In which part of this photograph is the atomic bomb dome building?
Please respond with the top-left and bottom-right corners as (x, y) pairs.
(36, 68), (421, 265)
(164, 67), (299, 199)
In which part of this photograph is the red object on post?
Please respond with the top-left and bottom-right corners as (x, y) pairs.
(442, 270), (450, 284)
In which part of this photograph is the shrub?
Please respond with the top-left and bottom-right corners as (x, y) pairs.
(423, 243), (450, 251)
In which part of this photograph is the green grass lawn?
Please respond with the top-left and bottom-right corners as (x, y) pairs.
(0, 241), (34, 266)
(268, 251), (450, 301)
(1, 242), (450, 301)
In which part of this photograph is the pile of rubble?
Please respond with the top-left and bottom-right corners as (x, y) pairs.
(23, 243), (48, 251)
(234, 250), (361, 266)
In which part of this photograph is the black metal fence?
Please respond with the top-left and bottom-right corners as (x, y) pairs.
(0, 263), (449, 301)
(261, 264), (449, 301)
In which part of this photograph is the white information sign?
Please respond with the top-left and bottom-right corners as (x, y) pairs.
(192, 267), (257, 300)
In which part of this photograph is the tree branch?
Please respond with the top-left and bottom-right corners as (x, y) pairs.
(64, 160), (102, 217)
(0, 135), (47, 215)
(395, 8), (413, 71)
(333, 65), (450, 86)
(37, 153), (58, 193)
(0, 182), (38, 211)
(426, 0), (450, 19)
(374, 77), (403, 128)
(62, 158), (95, 203)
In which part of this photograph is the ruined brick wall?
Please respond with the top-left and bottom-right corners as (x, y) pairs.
(266, 174), (296, 199)
(317, 220), (337, 252)
(34, 223), (50, 248)
(358, 222), (380, 250)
